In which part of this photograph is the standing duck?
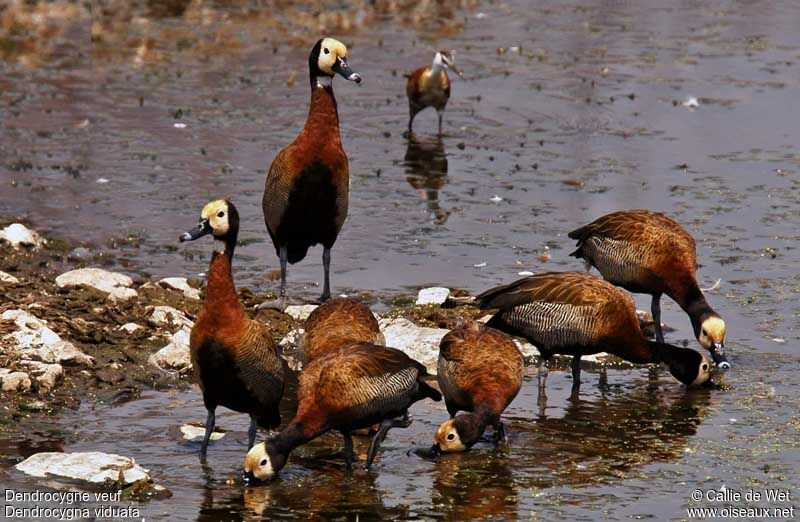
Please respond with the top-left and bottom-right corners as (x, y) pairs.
(406, 51), (462, 135)
(180, 199), (285, 457)
(261, 38), (361, 309)
(299, 297), (384, 365)
(477, 272), (712, 394)
(568, 210), (728, 368)
(243, 342), (441, 481)
(433, 322), (523, 453)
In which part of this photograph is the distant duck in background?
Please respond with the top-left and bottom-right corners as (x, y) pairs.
(568, 210), (729, 369)
(407, 51), (462, 136)
(261, 38), (361, 310)
(180, 199), (285, 458)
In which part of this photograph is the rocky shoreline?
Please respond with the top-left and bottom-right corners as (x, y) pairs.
(1, 222), (665, 495)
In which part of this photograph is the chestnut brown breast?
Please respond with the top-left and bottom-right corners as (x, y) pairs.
(263, 85), (349, 264)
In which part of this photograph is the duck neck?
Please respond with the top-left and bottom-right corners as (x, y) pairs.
(272, 422), (315, 456)
(679, 283), (718, 339)
(202, 251), (244, 320)
(303, 81), (341, 144)
(459, 404), (496, 445)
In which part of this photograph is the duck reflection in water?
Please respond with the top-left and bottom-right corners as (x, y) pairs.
(520, 385), (712, 488)
(431, 453), (518, 521)
(241, 464), (410, 520)
(404, 135), (450, 224)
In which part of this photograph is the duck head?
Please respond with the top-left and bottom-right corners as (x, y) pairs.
(180, 199), (240, 258)
(309, 37), (361, 85)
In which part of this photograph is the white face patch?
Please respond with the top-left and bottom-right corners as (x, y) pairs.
(691, 354), (712, 386)
(201, 200), (230, 237)
(245, 443), (275, 480)
(316, 37), (347, 77)
(699, 316), (726, 349)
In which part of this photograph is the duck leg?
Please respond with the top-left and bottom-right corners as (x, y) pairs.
(256, 245), (289, 311)
(493, 421), (507, 444)
(247, 415), (258, 450)
(537, 356), (549, 392)
(200, 407), (216, 459)
(437, 110), (444, 136)
(651, 294), (664, 343)
(320, 247), (331, 302)
(342, 431), (354, 470)
(537, 357), (549, 416)
(365, 415), (412, 470)
(571, 355), (582, 391)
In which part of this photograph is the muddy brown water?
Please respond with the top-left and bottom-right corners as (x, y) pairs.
(2, 0), (800, 520)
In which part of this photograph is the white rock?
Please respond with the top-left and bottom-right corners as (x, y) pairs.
(379, 317), (449, 373)
(149, 328), (191, 371)
(181, 424), (225, 442)
(279, 328), (304, 350)
(1, 310), (94, 366)
(149, 306), (193, 329)
(108, 287), (138, 303)
(682, 96), (699, 109)
(0, 369), (32, 392)
(27, 341), (95, 367)
(118, 322), (143, 333)
(18, 360), (63, 392)
(0, 271), (20, 283)
(15, 452), (149, 486)
(415, 287), (450, 306)
(284, 304), (318, 322)
(55, 268), (133, 294)
(157, 277), (201, 300)
(0, 223), (46, 249)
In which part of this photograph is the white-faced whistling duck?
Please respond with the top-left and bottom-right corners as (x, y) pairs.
(180, 199), (285, 457)
(407, 51), (462, 136)
(568, 210), (729, 368)
(299, 297), (384, 365)
(432, 322), (523, 453)
(477, 272), (713, 394)
(243, 342), (441, 482)
(261, 38), (361, 309)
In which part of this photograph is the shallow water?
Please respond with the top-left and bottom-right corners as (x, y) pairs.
(2, 0), (800, 520)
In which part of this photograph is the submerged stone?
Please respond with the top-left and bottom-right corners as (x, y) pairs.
(181, 424), (225, 442)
